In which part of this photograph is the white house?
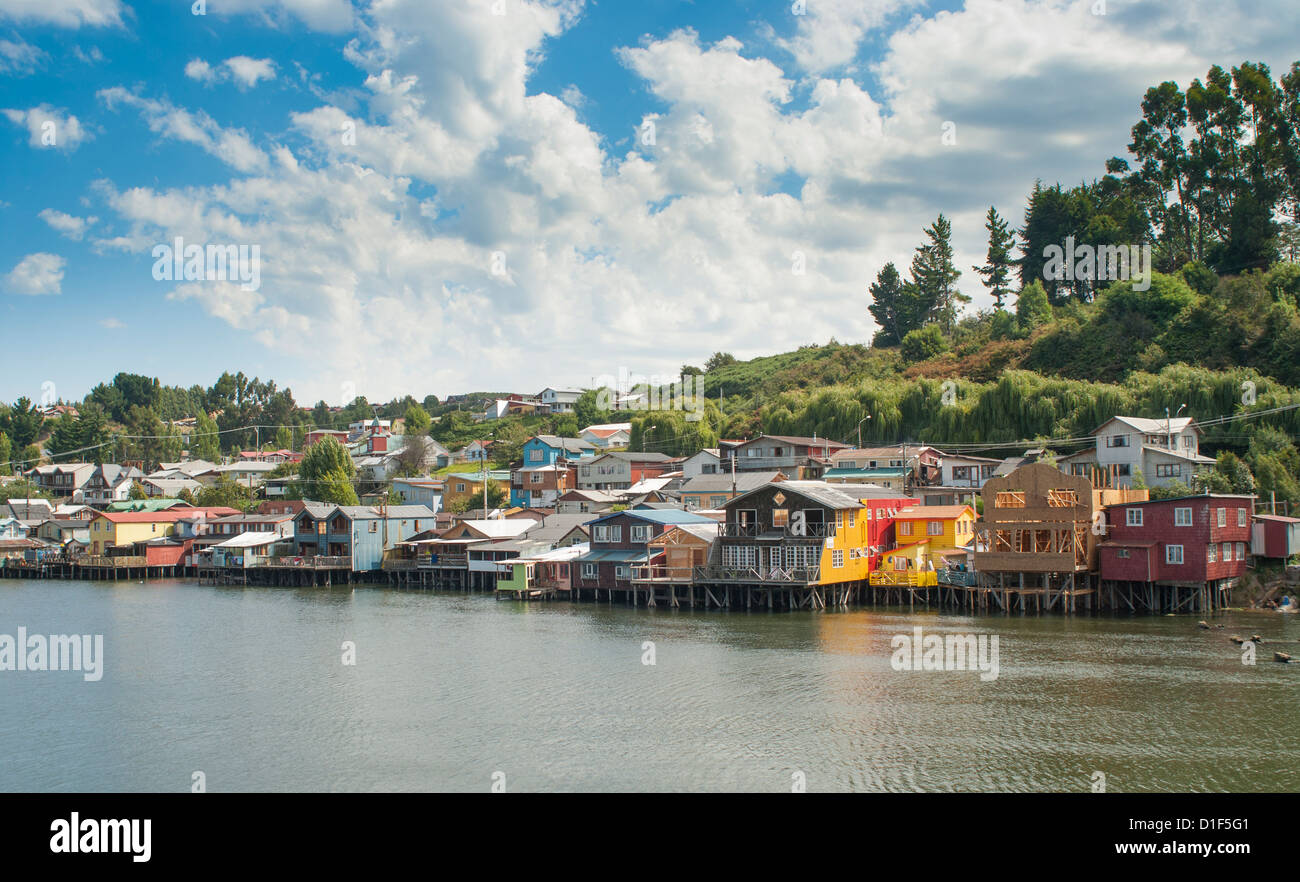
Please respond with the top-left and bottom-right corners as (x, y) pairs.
(580, 423), (631, 449)
(539, 388), (582, 414)
(682, 448), (721, 478)
(1057, 415), (1216, 489)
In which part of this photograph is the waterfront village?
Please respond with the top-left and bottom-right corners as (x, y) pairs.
(3, 390), (1299, 617)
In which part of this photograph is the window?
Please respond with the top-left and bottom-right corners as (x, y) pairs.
(832, 549), (844, 568)
(900, 521), (913, 536)
(1166, 544), (1184, 565)
(1155, 464), (1181, 477)
(594, 525), (622, 543)
(369, 522), (377, 533)
(630, 525), (650, 543)
(1174, 507), (1192, 526)
(952, 466), (971, 480)
(1236, 542), (1245, 561)
(1116, 548), (1131, 559)
(1216, 508), (1226, 527)
(722, 545), (758, 568)
(530, 473), (543, 484)
(615, 565), (630, 579)
(1107, 434), (1130, 448)
(1238, 508), (1247, 527)
(456, 483), (466, 493)
(1208, 543), (1218, 562)
(840, 460), (856, 470)
(702, 464), (717, 474)
(582, 563), (598, 579)
(772, 509), (788, 528)
(847, 511), (856, 529)
(710, 496), (727, 508)
(835, 510), (843, 528)
(928, 521), (943, 536)
(1126, 508), (1143, 527)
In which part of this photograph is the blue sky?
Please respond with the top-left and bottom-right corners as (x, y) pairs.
(1, 0), (1296, 407)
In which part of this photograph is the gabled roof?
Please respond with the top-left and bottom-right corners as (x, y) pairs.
(1093, 415), (1198, 436)
(724, 480), (864, 510)
(586, 508), (716, 527)
(679, 471), (783, 494)
(530, 435), (596, 454)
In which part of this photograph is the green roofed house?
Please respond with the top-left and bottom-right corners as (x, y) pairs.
(105, 498), (196, 513)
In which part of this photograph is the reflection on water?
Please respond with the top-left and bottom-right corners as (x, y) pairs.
(1, 578), (1296, 792)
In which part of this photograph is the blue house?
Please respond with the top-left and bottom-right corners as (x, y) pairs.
(291, 503), (437, 571)
(511, 435), (598, 506)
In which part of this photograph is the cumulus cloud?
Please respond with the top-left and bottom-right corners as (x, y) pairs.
(0, 36), (45, 74)
(0, 0), (124, 27)
(186, 56), (278, 89)
(39, 208), (98, 239)
(76, 0), (1300, 402)
(97, 87), (269, 173)
(5, 252), (66, 295)
(2, 104), (90, 150)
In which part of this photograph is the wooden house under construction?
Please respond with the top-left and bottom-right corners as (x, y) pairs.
(973, 463), (1147, 611)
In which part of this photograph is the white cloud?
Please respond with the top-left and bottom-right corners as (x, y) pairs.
(2, 104), (90, 150)
(769, 0), (921, 74)
(200, 0), (354, 33)
(99, 317), (125, 328)
(97, 87), (269, 173)
(186, 56), (278, 89)
(0, 37), (45, 74)
(184, 59), (216, 83)
(39, 208), (98, 239)
(4, 252), (66, 295)
(79, 0), (1300, 403)
(0, 0), (125, 27)
(223, 56), (277, 88)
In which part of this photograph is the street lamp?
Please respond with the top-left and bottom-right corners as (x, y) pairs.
(856, 415), (872, 450)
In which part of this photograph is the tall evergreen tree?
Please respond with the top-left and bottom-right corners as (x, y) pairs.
(974, 206), (1016, 309)
(910, 214), (966, 333)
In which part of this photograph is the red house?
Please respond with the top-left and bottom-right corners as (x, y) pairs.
(1251, 514), (1300, 559)
(1099, 494), (1255, 588)
(856, 490), (914, 571)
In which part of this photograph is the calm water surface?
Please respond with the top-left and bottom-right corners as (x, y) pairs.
(2, 577), (1296, 792)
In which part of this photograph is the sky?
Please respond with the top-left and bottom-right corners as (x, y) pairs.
(1, 0), (1297, 408)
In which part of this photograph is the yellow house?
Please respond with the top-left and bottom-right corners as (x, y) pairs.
(443, 470), (511, 512)
(88, 507), (235, 555)
(880, 504), (976, 574)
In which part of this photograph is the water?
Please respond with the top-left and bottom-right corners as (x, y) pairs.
(2, 577), (1297, 792)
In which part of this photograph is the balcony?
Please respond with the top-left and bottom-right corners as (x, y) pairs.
(420, 554), (468, 569)
(693, 564), (821, 584)
(630, 564), (695, 583)
(869, 570), (939, 587)
(263, 555), (352, 569)
(720, 522), (832, 539)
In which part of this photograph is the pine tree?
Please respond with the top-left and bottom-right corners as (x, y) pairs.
(974, 205), (1016, 309)
(911, 214), (966, 333)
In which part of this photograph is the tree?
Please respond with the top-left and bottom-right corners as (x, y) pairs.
(177, 487), (197, 505)
(704, 352), (737, 372)
(974, 205), (1016, 309)
(192, 411), (221, 462)
(868, 262), (909, 346)
(128, 481), (148, 500)
(391, 435), (436, 477)
(18, 444), (41, 469)
(574, 390), (609, 430)
(450, 479), (506, 514)
(404, 403), (431, 434)
(273, 426), (294, 450)
(1015, 280), (1053, 333)
(910, 213), (966, 333)
(294, 435), (357, 505)
(5, 397), (41, 450)
(900, 325), (949, 362)
(0, 431), (10, 476)
(196, 476), (255, 512)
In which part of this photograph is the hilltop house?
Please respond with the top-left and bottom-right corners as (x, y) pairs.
(678, 471), (784, 511)
(82, 464), (146, 507)
(580, 423), (631, 449)
(576, 451), (675, 491)
(24, 463), (95, 499)
(721, 435), (852, 479)
(1056, 415), (1215, 489)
